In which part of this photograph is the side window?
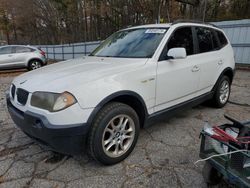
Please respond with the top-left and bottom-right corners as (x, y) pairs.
(167, 27), (194, 56)
(15, 46), (32, 53)
(195, 27), (213, 53)
(0, 47), (13, 55)
(216, 30), (228, 48)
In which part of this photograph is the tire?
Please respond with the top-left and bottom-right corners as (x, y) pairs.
(88, 102), (140, 165)
(202, 162), (222, 186)
(212, 75), (231, 108)
(28, 60), (42, 70)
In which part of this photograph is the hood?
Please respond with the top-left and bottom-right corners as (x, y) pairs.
(13, 56), (148, 92)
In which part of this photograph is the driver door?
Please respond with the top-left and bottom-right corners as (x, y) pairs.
(155, 26), (201, 112)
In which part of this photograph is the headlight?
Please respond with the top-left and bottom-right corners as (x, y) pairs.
(31, 91), (77, 112)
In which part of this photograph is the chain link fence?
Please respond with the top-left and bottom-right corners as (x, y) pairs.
(38, 41), (101, 61)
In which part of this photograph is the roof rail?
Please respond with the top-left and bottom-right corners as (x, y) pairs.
(171, 19), (218, 28)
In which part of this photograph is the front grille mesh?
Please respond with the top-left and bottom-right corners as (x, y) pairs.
(16, 88), (29, 105)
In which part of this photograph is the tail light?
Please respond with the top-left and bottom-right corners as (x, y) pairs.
(39, 49), (46, 56)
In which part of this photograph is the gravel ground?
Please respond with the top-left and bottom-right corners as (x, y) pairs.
(0, 69), (250, 188)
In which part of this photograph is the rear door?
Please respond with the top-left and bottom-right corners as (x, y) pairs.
(193, 26), (222, 93)
(13, 46), (34, 66)
(0, 46), (16, 68)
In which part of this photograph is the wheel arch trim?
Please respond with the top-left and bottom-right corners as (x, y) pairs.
(212, 67), (234, 92)
(27, 58), (43, 66)
(86, 90), (149, 129)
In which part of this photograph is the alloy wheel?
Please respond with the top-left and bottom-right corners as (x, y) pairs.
(102, 115), (135, 158)
(31, 61), (41, 70)
(219, 80), (230, 104)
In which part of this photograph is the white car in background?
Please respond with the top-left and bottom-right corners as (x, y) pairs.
(0, 45), (47, 70)
(7, 21), (235, 165)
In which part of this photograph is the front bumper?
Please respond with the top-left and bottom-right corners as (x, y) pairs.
(6, 94), (89, 155)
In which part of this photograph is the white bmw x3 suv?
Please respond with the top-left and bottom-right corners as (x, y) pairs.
(7, 21), (235, 165)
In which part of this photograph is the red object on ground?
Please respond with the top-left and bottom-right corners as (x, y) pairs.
(211, 126), (250, 144)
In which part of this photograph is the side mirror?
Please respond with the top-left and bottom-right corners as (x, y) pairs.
(167, 48), (187, 59)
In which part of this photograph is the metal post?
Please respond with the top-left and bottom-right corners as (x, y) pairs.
(72, 44), (75, 59)
(84, 42), (87, 55)
(53, 47), (55, 60)
(62, 45), (64, 60)
(46, 47), (48, 59)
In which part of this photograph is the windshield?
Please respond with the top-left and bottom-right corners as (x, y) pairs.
(90, 28), (168, 58)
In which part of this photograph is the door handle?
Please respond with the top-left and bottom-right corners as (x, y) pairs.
(192, 65), (200, 72)
(218, 60), (223, 65)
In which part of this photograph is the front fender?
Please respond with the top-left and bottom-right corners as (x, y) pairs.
(85, 90), (149, 128)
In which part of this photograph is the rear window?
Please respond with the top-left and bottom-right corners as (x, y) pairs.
(216, 30), (228, 48)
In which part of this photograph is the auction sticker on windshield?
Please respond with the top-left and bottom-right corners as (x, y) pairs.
(145, 29), (167, 34)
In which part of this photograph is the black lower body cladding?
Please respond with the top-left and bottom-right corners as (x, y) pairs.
(6, 94), (89, 155)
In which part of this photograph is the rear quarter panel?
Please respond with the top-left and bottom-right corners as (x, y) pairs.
(24, 52), (44, 67)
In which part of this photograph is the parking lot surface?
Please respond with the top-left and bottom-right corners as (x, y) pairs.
(0, 69), (250, 188)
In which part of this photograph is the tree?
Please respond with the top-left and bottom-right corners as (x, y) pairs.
(0, 0), (248, 45)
